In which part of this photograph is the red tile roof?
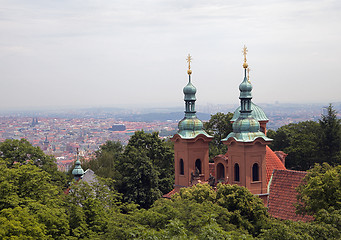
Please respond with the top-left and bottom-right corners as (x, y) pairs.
(266, 146), (286, 184)
(162, 188), (180, 199)
(267, 169), (314, 222)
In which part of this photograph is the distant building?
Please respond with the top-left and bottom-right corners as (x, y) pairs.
(30, 118), (38, 127)
(109, 124), (126, 131)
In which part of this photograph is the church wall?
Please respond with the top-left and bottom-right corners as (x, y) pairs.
(173, 137), (210, 189)
(226, 141), (268, 194)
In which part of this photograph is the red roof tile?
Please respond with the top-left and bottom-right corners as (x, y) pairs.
(266, 146), (286, 184)
(162, 188), (180, 199)
(267, 169), (314, 222)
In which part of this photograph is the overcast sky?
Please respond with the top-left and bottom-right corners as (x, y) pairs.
(1, 0), (340, 110)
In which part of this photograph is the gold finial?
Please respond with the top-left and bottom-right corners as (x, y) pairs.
(242, 45), (248, 69)
(247, 67), (251, 83)
(186, 54), (192, 75)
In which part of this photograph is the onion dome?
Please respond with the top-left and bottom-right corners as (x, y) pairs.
(231, 102), (269, 122)
(72, 149), (84, 181)
(175, 54), (212, 139)
(233, 116), (260, 133)
(239, 76), (253, 99)
(223, 46), (271, 143)
(179, 117), (203, 131)
(183, 80), (197, 101)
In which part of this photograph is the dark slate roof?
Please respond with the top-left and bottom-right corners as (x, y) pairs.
(267, 169), (314, 222)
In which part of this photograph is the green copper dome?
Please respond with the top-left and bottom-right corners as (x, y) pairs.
(72, 155), (84, 180)
(223, 52), (271, 143)
(183, 78), (197, 101)
(175, 58), (212, 140)
(179, 117), (203, 131)
(233, 115), (260, 133)
(231, 102), (269, 122)
(239, 76), (252, 99)
(177, 116), (211, 139)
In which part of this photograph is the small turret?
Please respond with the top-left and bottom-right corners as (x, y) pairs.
(72, 148), (84, 181)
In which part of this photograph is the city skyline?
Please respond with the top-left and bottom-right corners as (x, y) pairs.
(1, 0), (341, 110)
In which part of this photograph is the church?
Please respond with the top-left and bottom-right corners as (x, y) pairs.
(165, 47), (313, 222)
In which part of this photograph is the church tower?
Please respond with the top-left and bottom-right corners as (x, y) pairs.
(222, 46), (272, 197)
(171, 54), (213, 191)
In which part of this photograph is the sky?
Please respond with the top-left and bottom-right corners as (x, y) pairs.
(1, 0), (341, 111)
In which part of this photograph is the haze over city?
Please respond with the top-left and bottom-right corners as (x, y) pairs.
(1, 0), (341, 111)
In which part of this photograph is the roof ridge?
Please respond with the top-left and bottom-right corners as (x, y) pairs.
(274, 169), (307, 174)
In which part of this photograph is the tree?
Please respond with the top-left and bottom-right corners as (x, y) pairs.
(115, 146), (162, 208)
(172, 183), (268, 236)
(215, 184), (269, 235)
(79, 131), (173, 209)
(0, 159), (70, 239)
(66, 177), (125, 239)
(82, 140), (123, 179)
(0, 206), (47, 239)
(268, 104), (341, 170)
(203, 112), (233, 159)
(267, 121), (321, 170)
(124, 131), (174, 195)
(296, 163), (341, 215)
(0, 139), (67, 187)
(319, 104), (341, 166)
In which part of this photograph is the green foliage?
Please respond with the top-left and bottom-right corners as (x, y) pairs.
(215, 184), (269, 235)
(1, 134), (340, 239)
(82, 140), (123, 179)
(0, 138), (67, 187)
(260, 218), (341, 240)
(0, 160), (62, 209)
(296, 163), (341, 215)
(259, 220), (313, 240)
(81, 131), (174, 209)
(268, 104), (341, 170)
(0, 206), (47, 240)
(65, 177), (127, 239)
(126, 184), (266, 239)
(203, 112), (233, 159)
(268, 121), (321, 170)
(0, 159), (69, 239)
(126, 131), (174, 194)
(171, 183), (268, 236)
(319, 104), (341, 166)
(116, 146), (162, 208)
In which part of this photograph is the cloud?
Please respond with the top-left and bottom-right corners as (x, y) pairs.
(0, 0), (340, 110)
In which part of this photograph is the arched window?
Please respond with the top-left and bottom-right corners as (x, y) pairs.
(216, 163), (225, 180)
(179, 159), (184, 175)
(252, 163), (259, 181)
(195, 159), (201, 174)
(234, 163), (240, 182)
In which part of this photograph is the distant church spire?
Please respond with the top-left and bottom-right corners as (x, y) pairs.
(72, 148), (84, 181)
